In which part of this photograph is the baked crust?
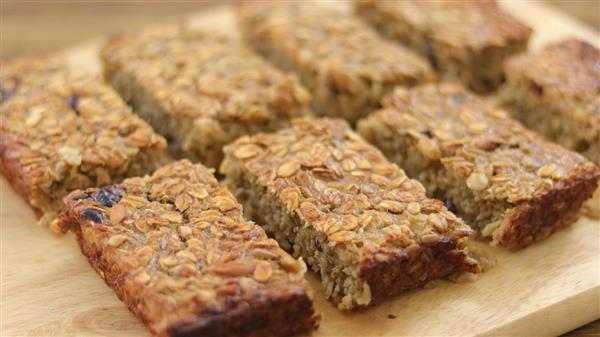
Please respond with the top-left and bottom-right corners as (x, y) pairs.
(222, 118), (480, 310)
(501, 39), (600, 165)
(0, 55), (167, 229)
(59, 160), (319, 337)
(355, 0), (532, 92)
(358, 84), (600, 250)
(101, 26), (311, 168)
(237, 2), (435, 124)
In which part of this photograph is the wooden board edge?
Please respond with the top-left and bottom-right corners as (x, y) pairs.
(484, 285), (600, 336)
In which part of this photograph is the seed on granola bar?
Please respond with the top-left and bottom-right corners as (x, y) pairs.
(59, 160), (319, 337)
(357, 83), (600, 250)
(101, 26), (310, 168)
(107, 234), (128, 247)
(466, 172), (489, 191)
(237, 2), (434, 124)
(221, 118), (480, 310)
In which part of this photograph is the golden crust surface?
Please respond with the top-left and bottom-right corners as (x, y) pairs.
(238, 3), (433, 85)
(381, 84), (598, 203)
(505, 39), (599, 102)
(59, 159), (319, 337)
(356, 0), (532, 50)
(354, 0), (532, 92)
(101, 27), (311, 166)
(359, 84), (600, 249)
(101, 27), (310, 124)
(0, 55), (167, 227)
(222, 118), (480, 308)
(237, 2), (435, 122)
(502, 39), (600, 161)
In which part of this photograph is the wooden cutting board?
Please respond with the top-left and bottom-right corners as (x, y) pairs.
(2, 2), (599, 336)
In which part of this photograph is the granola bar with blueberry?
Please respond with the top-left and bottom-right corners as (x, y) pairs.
(0, 55), (167, 230)
(59, 159), (319, 337)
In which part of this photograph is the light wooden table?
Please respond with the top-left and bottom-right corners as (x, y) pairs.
(1, 1), (598, 336)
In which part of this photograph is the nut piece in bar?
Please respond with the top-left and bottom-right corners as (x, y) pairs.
(59, 159), (319, 337)
(355, 0), (532, 92)
(101, 26), (311, 168)
(357, 84), (600, 250)
(237, 2), (435, 124)
(0, 55), (167, 230)
(501, 39), (600, 165)
(221, 118), (480, 310)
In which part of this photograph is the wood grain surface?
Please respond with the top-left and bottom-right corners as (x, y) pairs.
(1, 2), (600, 337)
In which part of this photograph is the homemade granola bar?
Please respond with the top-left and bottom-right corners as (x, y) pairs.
(237, 2), (435, 124)
(1, 55), (167, 229)
(355, 0), (532, 92)
(101, 27), (311, 168)
(59, 159), (319, 337)
(221, 118), (480, 310)
(357, 84), (600, 250)
(500, 39), (600, 165)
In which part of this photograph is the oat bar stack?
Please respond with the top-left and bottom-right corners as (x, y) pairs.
(358, 84), (600, 250)
(59, 159), (319, 337)
(237, 2), (435, 124)
(501, 39), (600, 165)
(101, 27), (311, 168)
(355, 0), (532, 92)
(221, 118), (480, 310)
(0, 55), (167, 229)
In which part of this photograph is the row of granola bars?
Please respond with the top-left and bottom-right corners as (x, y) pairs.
(1, 1), (598, 337)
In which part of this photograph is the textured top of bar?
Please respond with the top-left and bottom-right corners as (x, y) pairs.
(237, 2), (435, 92)
(223, 118), (474, 256)
(504, 39), (600, 124)
(1, 55), (166, 198)
(357, 0), (532, 50)
(101, 27), (311, 125)
(60, 159), (317, 336)
(373, 84), (599, 203)
(1, 54), (68, 102)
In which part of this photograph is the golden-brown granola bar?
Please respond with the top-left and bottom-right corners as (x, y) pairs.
(501, 39), (600, 165)
(59, 159), (319, 337)
(221, 118), (480, 310)
(0, 55), (167, 230)
(237, 2), (435, 124)
(357, 84), (600, 250)
(355, 0), (532, 92)
(101, 27), (311, 168)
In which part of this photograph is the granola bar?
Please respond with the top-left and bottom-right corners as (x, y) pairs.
(58, 159), (319, 337)
(0, 55), (167, 230)
(237, 2), (435, 124)
(357, 84), (600, 250)
(355, 0), (532, 92)
(221, 118), (480, 310)
(101, 27), (311, 168)
(500, 39), (600, 165)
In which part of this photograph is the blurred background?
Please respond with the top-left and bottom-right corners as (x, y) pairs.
(0, 0), (599, 336)
(1, 0), (598, 60)
(1, 1), (230, 59)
